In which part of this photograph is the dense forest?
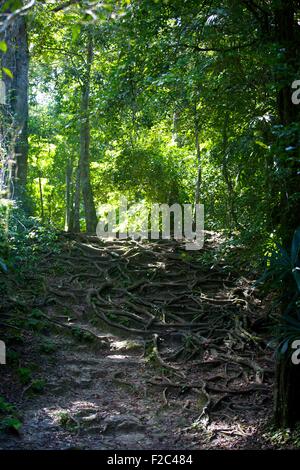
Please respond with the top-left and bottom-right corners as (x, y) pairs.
(0, 0), (300, 452)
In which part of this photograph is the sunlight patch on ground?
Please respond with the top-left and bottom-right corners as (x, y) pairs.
(110, 339), (143, 351)
(147, 262), (166, 269)
(45, 400), (99, 421)
(106, 354), (134, 360)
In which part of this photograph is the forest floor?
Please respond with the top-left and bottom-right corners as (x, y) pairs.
(0, 231), (293, 449)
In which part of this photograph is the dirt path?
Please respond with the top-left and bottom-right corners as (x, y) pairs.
(0, 233), (276, 449)
(1, 333), (194, 449)
(0, 327), (273, 450)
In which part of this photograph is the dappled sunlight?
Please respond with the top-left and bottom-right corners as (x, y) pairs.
(106, 354), (137, 361)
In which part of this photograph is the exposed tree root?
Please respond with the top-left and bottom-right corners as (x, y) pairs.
(2, 232), (273, 430)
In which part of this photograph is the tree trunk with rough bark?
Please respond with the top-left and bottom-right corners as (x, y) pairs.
(0, 1), (29, 202)
(194, 111), (201, 206)
(72, 163), (81, 232)
(79, 33), (97, 234)
(64, 158), (73, 231)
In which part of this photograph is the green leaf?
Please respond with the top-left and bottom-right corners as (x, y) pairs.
(17, 367), (32, 385)
(0, 41), (7, 53)
(0, 396), (14, 412)
(255, 140), (268, 149)
(2, 67), (13, 79)
(291, 227), (300, 265)
(1, 1), (22, 14)
(71, 24), (81, 42)
(0, 258), (8, 273)
(2, 417), (22, 432)
(292, 267), (300, 293)
(280, 339), (289, 354)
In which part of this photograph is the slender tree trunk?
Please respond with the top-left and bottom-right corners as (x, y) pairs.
(172, 110), (182, 147)
(68, 190), (74, 232)
(38, 174), (44, 222)
(1, 1), (29, 202)
(72, 163), (81, 232)
(64, 158), (72, 231)
(194, 110), (201, 206)
(79, 33), (97, 234)
(47, 190), (53, 224)
(222, 112), (236, 233)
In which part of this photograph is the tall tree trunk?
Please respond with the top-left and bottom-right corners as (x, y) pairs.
(64, 158), (72, 231)
(38, 174), (44, 222)
(194, 109), (201, 206)
(79, 33), (97, 234)
(0, 1), (29, 202)
(273, 0), (300, 428)
(47, 189), (53, 224)
(72, 163), (81, 232)
(222, 112), (237, 233)
(172, 110), (182, 147)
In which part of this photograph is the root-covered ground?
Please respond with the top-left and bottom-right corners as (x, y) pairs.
(0, 232), (280, 449)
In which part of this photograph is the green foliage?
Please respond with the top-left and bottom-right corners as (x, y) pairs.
(0, 205), (10, 270)
(0, 205), (60, 274)
(0, 41), (7, 53)
(263, 424), (300, 448)
(0, 396), (14, 413)
(2, 67), (13, 79)
(0, 417), (22, 433)
(39, 340), (56, 355)
(258, 228), (300, 355)
(24, 0), (299, 260)
(17, 367), (32, 385)
(30, 379), (46, 394)
(71, 326), (94, 342)
(0, 257), (7, 273)
(6, 349), (20, 366)
(24, 309), (47, 332)
(0, 396), (22, 434)
(259, 228), (300, 293)
(17, 366), (46, 394)
(58, 411), (79, 432)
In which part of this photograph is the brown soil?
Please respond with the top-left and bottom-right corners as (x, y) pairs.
(0, 232), (280, 449)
